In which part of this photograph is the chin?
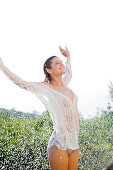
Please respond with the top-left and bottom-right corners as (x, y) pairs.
(62, 70), (66, 74)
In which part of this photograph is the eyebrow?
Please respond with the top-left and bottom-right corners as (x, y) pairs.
(55, 60), (62, 63)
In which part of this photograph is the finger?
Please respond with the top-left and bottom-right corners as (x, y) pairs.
(59, 46), (63, 51)
(59, 46), (64, 50)
(61, 46), (65, 51)
(65, 46), (68, 51)
(60, 48), (64, 52)
(60, 48), (65, 53)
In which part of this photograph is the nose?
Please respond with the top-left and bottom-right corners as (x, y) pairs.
(61, 62), (64, 66)
(62, 63), (65, 68)
(61, 64), (65, 69)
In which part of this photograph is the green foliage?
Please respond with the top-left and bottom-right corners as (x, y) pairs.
(78, 109), (113, 170)
(0, 109), (52, 169)
(0, 107), (113, 170)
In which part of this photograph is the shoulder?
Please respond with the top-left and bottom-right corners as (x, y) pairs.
(32, 81), (51, 87)
(31, 81), (46, 85)
(40, 81), (53, 88)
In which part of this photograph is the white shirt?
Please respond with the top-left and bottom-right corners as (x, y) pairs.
(2, 58), (79, 150)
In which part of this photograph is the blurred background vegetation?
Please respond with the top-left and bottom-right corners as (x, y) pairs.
(0, 81), (113, 170)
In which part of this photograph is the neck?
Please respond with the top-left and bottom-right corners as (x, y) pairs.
(49, 76), (64, 87)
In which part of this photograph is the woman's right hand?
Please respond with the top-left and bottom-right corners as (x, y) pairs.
(59, 46), (70, 58)
(0, 57), (4, 69)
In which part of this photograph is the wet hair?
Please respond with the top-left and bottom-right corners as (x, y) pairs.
(43, 56), (57, 83)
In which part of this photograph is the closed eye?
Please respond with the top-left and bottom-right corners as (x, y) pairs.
(55, 62), (62, 64)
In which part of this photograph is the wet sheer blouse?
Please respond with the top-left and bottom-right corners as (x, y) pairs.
(8, 58), (79, 150)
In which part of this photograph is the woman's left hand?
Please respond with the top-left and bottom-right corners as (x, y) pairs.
(59, 46), (70, 59)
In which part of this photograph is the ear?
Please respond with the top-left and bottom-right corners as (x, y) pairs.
(46, 68), (52, 74)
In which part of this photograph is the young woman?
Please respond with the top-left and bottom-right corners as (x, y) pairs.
(0, 46), (79, 170)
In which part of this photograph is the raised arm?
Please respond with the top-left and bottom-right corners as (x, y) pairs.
(62, 57), (72, 86)
(59, 46), (72, 86)
(0, 57), (39, 93)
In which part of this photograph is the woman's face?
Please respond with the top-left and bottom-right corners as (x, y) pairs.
(51, 57), (65, 75)
(46, 57), (65, 76)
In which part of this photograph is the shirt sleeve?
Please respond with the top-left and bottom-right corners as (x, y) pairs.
(13, 79), (42, 97)
(0, 64), (43, 97)
(62, 58), (72, 86)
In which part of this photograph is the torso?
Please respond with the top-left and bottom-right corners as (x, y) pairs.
(41, 82), (74, 103)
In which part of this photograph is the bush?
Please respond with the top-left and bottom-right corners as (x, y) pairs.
(0, 106), (113, 170)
